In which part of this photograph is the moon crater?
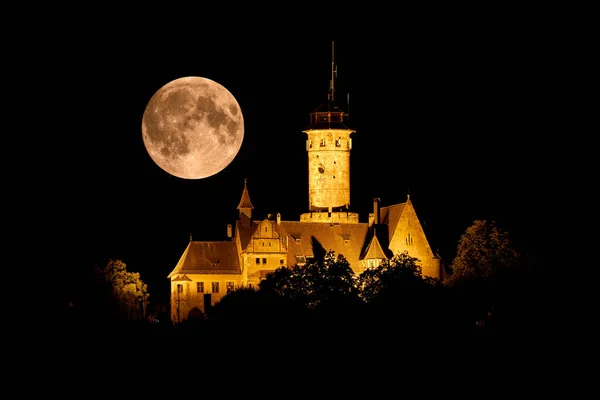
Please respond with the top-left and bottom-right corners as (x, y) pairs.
(142, 76), (244, 179)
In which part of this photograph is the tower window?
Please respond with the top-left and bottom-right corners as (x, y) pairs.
(262, 258), (267, 265)
(336, 138), (341, 147)
(255, 258), (260, 264)
(320, 138), (326, 147)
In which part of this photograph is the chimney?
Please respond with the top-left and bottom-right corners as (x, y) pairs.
(373, 198), (380, 225)
(227, 224), (232, 238)
(368, 213), (374, 227)
(276, 213), (281, 224)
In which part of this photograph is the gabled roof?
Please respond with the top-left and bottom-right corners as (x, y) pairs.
(171, 274), (193, 282)
(379, 202), (406, 244)
(167, 241), (241, 278)
(236, 219), (258, 250)
(360, 230), (388, 260)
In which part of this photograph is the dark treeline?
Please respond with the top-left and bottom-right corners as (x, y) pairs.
(58, 220), (561, 364)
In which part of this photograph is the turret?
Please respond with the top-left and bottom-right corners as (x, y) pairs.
(300, 42), (358, 224)
(237, 178), (254, 225)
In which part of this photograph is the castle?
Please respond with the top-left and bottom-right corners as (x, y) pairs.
(167, 45), (444, 323)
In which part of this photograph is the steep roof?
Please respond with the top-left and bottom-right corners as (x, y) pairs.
(274, 220), (369, 267)
(237, 179), (254, 210)
(361, 230), (388, 260)
(379, 202), (406, 244)
(167, 241), (241, 278)
(236, 219), (258, 250)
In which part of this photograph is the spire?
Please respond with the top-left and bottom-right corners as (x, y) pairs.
(237, 178), (253, 221)
(237, 178), (254, 209)
(328, 41), (337, 107)
(305, 41), (352, 130)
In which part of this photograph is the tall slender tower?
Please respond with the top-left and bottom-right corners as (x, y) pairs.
(300, 42), (359, 224)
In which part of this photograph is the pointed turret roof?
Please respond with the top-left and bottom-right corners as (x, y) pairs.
(237, 178), (254, 210)
(361, 228), (388, 260)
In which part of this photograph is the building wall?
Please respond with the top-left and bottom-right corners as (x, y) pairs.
(241, 219), (288, 288)
(306, 129), (352, 210)
(387, 202), (440, 279)
(170, 274), (243, 320)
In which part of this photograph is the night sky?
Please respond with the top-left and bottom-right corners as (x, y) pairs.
(50, 16), (564, 305)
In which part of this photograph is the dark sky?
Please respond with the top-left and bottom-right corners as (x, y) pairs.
(50, 16), (564, 304)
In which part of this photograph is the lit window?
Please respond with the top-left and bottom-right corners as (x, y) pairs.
(197, 282), (204, 293)
(226, 282), (235, 294)
(336, 138), (341, 147)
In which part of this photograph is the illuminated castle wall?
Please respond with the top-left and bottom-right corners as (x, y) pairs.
(167, 46), (443, 323)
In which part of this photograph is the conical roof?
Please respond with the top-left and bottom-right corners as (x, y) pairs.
(237, 178), (254, 210)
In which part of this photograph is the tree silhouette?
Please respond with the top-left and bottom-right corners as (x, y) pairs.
(259, 250), (359, 312)
(443, 220), (522, 332)
(445, 220), (520, 289)
(95, 258), (149, 322)
(356, 251), (450, 335)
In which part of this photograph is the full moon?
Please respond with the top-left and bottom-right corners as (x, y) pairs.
(141, 76), (244, 179)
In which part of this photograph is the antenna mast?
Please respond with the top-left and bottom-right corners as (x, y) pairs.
(329, 41), (336, 105)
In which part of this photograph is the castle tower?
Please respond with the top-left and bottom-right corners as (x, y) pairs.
(237, 178), (253, 226)
(300, 42), (359, 224)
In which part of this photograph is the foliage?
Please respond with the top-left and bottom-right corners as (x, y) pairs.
(96, 258), (149, 321)
(210, 286), (309, 335)
(259, 250), (360, 311)
(356, 251), (431, 303)
(354, 251), (450, 335)
(445, 220), (520, 289)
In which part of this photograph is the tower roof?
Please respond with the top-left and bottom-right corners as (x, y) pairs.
(304, 41), (353, 131)
(237, 178), (254, 210)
